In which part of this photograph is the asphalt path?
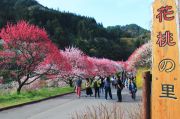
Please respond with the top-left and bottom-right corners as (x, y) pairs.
(0, 88), (142, 119)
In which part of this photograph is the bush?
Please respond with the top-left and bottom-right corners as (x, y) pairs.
(71, 103), (142, 119)
(136, 68), (150, 88)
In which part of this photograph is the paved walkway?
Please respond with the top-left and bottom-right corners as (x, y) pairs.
(0, 88), (142, 119)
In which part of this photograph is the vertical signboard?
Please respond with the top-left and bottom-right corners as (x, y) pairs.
(152, 0), (180, 119)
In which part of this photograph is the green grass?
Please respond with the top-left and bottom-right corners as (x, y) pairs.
(136, 68), (151, 88)
(0, 86), (74, 108)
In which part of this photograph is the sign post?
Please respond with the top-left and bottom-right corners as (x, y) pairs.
(152, 0), (180, 119)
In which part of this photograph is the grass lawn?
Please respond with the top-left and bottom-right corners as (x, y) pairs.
(0, 86), (74, 108)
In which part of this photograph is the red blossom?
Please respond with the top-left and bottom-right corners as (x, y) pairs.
(0, 21), (71, 93)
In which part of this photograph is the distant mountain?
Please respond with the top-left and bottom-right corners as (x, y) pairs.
(0, 0), (150, 60)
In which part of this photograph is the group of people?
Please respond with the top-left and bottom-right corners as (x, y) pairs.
(84, 76), (113, 100)
(75, 72), (137, 102)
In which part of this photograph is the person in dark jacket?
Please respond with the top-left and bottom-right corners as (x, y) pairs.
(104, 77), (112, 100)
(99, 76), (104, 93)
(93, 77), (101, 98)
(117, 75), (124, 102)
(129, 79), (137, 100)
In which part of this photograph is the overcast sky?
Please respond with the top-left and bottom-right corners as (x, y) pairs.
(37, 0), (153, 30)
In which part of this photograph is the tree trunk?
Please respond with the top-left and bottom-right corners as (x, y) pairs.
(17, 75), (30, 94)
(17, 84), (23, 94)
(69, 79), (73, 87)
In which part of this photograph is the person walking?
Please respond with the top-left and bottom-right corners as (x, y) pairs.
(129, 79), (137, 100)
(99, 77), (104, 93)
(111, 76), (117, 89)
(85, 78), (93, 97)
(117, 75), (124, 102)
(104, 77), (112, 100)
(93, 77), (101, 98)
(75, 77), (82, 98)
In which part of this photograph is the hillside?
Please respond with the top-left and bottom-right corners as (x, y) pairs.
(0, 0), (150, 60)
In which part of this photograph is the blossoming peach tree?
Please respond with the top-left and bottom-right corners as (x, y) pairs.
(125, 42), (152, 71)
(0, 21), (71, 94)
(60, 47), (94, 86)
(0, 20), (151, 93)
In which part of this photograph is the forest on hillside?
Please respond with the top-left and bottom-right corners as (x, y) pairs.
(0, 0), (150, 60)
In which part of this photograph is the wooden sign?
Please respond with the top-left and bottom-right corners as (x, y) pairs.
(152, 0), (180, 119)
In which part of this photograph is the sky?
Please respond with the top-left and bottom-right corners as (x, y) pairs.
(37, 0), (153, 30)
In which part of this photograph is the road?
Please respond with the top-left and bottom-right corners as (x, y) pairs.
(0, 88), (142, 119)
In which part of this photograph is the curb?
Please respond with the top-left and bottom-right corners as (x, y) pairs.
(0, 90), (79, 112)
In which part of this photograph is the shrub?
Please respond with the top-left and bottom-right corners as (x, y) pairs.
(71, 103), (142, 119)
